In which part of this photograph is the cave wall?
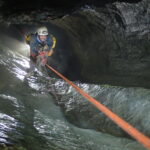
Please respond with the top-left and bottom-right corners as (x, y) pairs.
(52, 0), (150, 88)
(0, 0), (149, 88)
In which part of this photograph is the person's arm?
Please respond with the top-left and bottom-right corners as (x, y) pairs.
(30, 37), (39, 58)
(47, 49), (54, 56)
(45, 35), (56, 56)
(51, 35), (56, 49)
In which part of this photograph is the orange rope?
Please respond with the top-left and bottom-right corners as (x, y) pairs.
(46, 64), (150, 150)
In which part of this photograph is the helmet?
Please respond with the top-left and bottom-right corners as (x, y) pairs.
(37, 26), (48, 35)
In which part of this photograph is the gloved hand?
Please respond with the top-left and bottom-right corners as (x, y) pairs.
(38, 51), (46, 56)
(47, 49), (54, 56)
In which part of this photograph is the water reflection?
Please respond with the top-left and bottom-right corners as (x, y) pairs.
(0, 46), (146, 150)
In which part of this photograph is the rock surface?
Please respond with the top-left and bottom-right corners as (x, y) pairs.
(52, 0), (150, 88)
(0, 0), (149, 88)
(53, 80), (150, 138)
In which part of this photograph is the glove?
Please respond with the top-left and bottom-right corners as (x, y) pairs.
(47, 49), (54, 56)
(38, 51), (46, 56)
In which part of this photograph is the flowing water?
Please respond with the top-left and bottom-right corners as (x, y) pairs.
(0, 2), (149, 149)
(0, 37), (147, 150)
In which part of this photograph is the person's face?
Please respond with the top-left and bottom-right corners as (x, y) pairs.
(39, 35), (47, 41)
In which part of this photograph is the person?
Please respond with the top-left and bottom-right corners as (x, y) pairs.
(25, 26), (56, 77)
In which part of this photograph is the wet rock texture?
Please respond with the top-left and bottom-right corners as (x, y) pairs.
(0, 0), (149, 88)
(0, 1), (149, 149)
(52, 0), (150, 88)
(54, 80), (150, 139)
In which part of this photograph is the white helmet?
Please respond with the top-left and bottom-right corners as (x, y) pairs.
(37, 26), (48, 35)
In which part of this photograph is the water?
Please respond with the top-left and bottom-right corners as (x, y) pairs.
(0, 41), (146, 150)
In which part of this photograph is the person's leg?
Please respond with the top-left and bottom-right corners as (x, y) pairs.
(29, 56), (36, 72)
(25, 56), (36, 77)
(36, 54), (48, 72)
